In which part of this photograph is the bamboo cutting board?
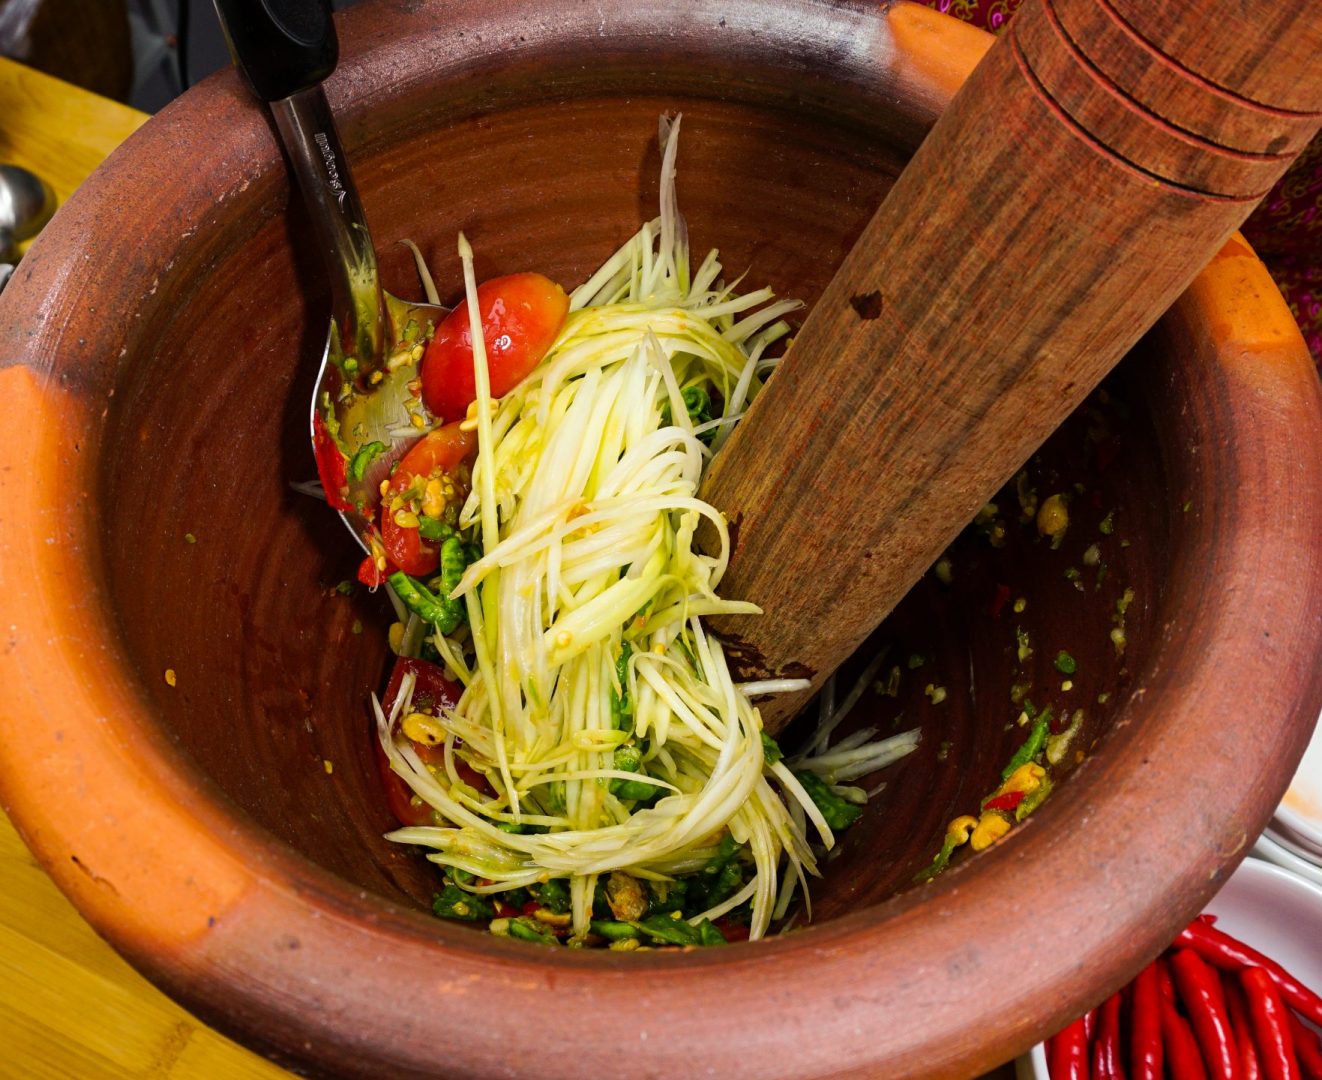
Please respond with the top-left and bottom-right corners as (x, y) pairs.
(0, 815), (288, 1078)
(0, 55), (290, 1079)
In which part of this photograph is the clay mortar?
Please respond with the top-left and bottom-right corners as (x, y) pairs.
(1, 2), (1321, 1077)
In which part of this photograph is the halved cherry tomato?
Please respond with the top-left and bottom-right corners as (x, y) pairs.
(378, 422), (477, 576)
(374, 656), (493, 827)
(358, 553), (393, 588)
(394, 421), (476, 483)
(420, 272), (569, 422)
(714, 916), (751, 943)
(380, 514), (436, 577)
(374, 738), (432, 827)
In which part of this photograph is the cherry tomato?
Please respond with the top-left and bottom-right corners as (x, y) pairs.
(373, 738), (433, 827)
(420, 272), (569, 421)
(394, 420), (476, 482)
(378, 422), (477, 576)
(714, 916), (750, 943)
(357, 552), (399, 589)
(380, 514), (436, 577)
(375, 656), (490, 826)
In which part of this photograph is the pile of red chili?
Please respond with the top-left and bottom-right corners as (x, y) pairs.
(1047, 916), (1322, 1079)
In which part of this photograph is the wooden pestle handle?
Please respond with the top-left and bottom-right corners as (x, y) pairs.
(702, 0), (1322, 731)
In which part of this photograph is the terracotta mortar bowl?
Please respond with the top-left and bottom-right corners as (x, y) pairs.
(2, 2), (1321, 1077)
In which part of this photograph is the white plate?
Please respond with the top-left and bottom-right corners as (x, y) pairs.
(1017, 856), (1322, 1079)
(1254, 831), (1322, 888)
(1270, 705), (1322, 864)
(1202, 857), (1322, 981)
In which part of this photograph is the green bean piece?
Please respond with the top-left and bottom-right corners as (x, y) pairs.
(590, 919), (640, 942)
(388, 571), (465, 635)
(635, 913), (701, 946)
(705, 834), (739, 875)
(508, 918), (558, 945)
(1002, 711), (1051, 779)
(416, 516), (454, 541)
(438, 535), (467, 597)
(696, 919), (728, 946)
(660, 385), (715, 442)
(761, 732), (783, 766)
(609, 742), (658, 801)
(683, 834), (743, 913)
(913, 834), (961, 883)
(1016, 774), (1054, 821)
(705, 861), (743, 909)
(794, 770), (863, 831)
(610, 642), (634, 729)
(431, 884), (494, 922)
(347, 440), (387, 481)
(501, 886), (532, 910)
(532, 878), (571, 914)
(649, 877), (686, 916)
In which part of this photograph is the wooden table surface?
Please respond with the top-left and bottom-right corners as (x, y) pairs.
(0, 54), (290, 1080)
(0, 53), (1019, 1080)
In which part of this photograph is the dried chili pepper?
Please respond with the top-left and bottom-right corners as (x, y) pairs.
(1172, 948), (1241, 1080)
(1176, 921), (1322, 1027)
(1130, 961), (1163, 1080)
(1242, 967), (1301, 1080)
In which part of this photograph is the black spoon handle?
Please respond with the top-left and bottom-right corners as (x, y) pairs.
(212, 0), (338, 103)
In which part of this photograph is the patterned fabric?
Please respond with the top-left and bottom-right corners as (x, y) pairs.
(921, 0), (1322, 365)
(1240, 136), (1322, 362)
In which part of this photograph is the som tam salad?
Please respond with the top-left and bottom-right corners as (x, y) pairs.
(320, 117), (919, 947)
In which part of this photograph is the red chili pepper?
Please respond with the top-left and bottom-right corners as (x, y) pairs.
(1091, 990), (1126, 1079)
(1047, 1016), (1089, 1080)
(1130, 961), (1164, 1080)
(1172, 948), (1241, 1080)
(1162, 982), (1211, 1080)
(1158, 960), (1177, 1002)
(1083, 1006), (1098, 1044)
(1285, 1011), (1322, 1080)
(984, 789), (1028, 812)
(312, 412), (353, 511)
(989, 583), (1011, 618)
(1226, 978), (1264, 1080)
(1242, 968), (1301, 1080)
(1176, 921), (1322, 1028)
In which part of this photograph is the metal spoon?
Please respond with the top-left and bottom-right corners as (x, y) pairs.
(0, 163), (56, 274)
(213, 0), (448, 555)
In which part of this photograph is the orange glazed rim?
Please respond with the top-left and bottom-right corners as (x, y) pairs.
(1, 3), (1321, 1078)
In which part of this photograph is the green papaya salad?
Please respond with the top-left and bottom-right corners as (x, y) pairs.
(356, 117), (919, 948)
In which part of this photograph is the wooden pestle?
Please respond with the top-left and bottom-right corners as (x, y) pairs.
(702, 0), (1322, 731)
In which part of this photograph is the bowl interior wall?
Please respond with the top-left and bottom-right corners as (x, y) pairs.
(97, 73), (1168, 919)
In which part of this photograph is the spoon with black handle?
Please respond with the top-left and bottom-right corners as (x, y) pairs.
(213, 0), (451, 568)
